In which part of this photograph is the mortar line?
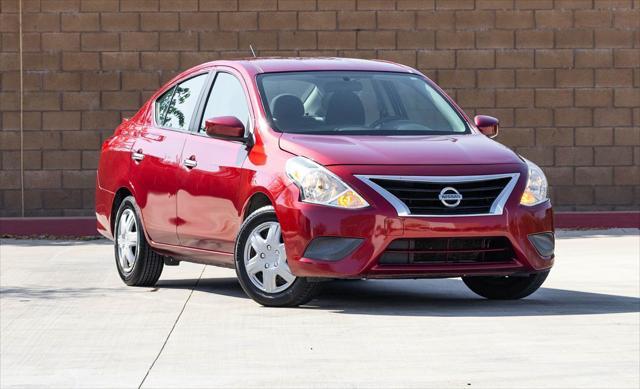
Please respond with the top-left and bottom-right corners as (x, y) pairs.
(138, 264), (206, 389)
(18, 0), (24, 217)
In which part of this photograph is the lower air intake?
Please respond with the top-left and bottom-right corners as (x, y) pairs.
(379, 237), (515, 265)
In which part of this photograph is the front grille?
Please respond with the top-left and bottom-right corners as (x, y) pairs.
(379, 237), (515, 265)
(368, 176), (513, 216)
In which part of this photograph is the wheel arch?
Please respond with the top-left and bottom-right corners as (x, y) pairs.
(110, 185), (156, 248)
(111, 187), (133, 234)
(242, 191), (274, 220)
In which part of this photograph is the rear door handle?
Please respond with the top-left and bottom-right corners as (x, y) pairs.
(132, 150), (144, 162)
(183, 157), (197, 168)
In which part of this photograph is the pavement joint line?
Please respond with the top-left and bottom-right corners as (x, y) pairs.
(138, 264), (207, 389)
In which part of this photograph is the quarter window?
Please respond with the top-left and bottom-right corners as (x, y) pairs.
(156, 73), (207, 131)
(155, 86), (175, 125)
(199, 72), (250, 134)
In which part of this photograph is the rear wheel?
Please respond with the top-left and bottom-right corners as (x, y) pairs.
(462, 270), (550, 300)
(235, 206), (320, 307)
(114, 196), (164, 286)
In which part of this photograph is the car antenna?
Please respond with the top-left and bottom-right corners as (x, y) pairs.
(249, 44), (257, 58)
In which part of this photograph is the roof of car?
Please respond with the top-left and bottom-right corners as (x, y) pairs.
(204, 57), (417, 75)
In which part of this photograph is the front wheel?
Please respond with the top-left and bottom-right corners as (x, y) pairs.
(462, 270), (550, 300)
(234, 206), (320, 307)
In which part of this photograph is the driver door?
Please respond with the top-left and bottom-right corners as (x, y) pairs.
(176, 69), (252, 253)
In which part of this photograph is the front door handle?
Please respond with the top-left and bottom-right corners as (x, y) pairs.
(183, 157), (197, 168)
(132, 150), (144, 162)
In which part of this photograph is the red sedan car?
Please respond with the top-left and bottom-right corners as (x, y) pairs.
(96, 58), (554, 307)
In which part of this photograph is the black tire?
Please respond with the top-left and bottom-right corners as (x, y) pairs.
(234, 206), (321, 307)
(462, 270), (550, 300)
(114, 196), (164, 287)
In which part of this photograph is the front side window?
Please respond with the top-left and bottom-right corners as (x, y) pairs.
(257, 71), (468, 135)
(156, 73), (207, 131)
(199, 72), (251, 134)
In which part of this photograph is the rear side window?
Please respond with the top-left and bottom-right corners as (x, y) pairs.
(199, 72), (250, 134)
(155, 86), (175, 124)
(156, 73), (207, 131)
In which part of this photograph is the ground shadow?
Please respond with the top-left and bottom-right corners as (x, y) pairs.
(158, 277), (247, 299)
(0, 286), (130, 300)
(157, 276), (640, 317)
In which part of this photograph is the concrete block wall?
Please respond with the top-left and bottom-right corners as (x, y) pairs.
(0, 0), (638, 216)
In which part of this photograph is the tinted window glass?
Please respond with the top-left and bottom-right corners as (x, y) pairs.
(155, 86), (175, 125)
(199, 72), (250, 134)
(160, 73), (207, 130)
(257, 71), (468, 136)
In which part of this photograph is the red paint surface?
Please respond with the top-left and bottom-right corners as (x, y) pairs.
(279, 133), (521, 166)
(204, 116), (245, 138)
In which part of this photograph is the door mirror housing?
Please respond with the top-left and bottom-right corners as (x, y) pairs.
(204, 116), (245, 139)
(474, 115), (499, 138)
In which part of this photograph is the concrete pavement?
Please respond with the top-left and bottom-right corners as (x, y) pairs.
(1, 230), (639, 388)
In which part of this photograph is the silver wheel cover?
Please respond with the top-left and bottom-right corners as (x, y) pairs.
(116, 208), (138, 274)
(243, 221), (296, 294)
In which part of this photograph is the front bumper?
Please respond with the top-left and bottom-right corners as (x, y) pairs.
(275, 163), (554, 279)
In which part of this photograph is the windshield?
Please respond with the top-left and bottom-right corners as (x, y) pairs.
(256, 71), (469, 135)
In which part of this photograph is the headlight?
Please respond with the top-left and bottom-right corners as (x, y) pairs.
(285, 156), (369, 209)
(520, 158), (548, 206)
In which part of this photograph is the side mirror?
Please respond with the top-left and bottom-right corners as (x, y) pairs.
(204, 116), (245, 139)
(474, 115), (499, 138)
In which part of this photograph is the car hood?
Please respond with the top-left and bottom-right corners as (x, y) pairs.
(279, 133), (522, 166)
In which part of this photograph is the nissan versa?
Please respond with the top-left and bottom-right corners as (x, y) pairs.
(96, 58), (554, 307)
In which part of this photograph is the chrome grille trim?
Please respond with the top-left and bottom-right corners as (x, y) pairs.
(356, 173), (520, 217)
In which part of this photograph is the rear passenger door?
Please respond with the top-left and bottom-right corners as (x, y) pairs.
(176, 69), (252, 253)
(130, 72), (209, 245)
